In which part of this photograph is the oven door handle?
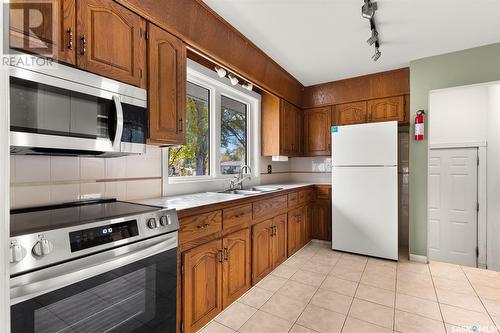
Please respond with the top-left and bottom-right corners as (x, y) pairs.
(112, 95), (124, 152)
(10, 232), (178, 305)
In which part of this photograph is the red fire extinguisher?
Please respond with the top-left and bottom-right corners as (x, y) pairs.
(415, 110), (425, 141)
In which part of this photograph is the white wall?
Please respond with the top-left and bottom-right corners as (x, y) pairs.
(429, 86), (489, 146)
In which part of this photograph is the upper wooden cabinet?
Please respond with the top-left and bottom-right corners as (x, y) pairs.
(77, 0), (146, 87)
(262, 92), (303, 157)
(304, 106), (332, 156)
(147, 23), (187, 145)
(9, 0), (76, 65)
(335, 101), (368, 126)
(367, 96), (405, 123)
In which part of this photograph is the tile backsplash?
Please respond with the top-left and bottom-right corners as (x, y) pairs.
(10, 146), (162, 208)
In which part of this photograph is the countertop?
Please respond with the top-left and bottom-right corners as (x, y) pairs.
(136, 183), (325, 211)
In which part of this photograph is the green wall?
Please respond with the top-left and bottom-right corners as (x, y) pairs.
(409, 42), (500, 256)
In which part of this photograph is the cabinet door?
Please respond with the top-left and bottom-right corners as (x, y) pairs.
(312, 200), (332, 241)
(182, 239), (223, 333)
(252, 219), (274, 284)
(279, 100), (294, 155)
(367, 96), (404, 123)
(304, 106), (332, 156)
(9, 0), (76, 65)
(77, 0), (146, 87)
(305, 204), (313, 242)
(222, 229), (250, 308)
(335, 101), (368, 125)
(293, 104), (303, 156)
(272, 214), (288, 267)
(147, 23), (187, 144)
(287, 209), (301, 256)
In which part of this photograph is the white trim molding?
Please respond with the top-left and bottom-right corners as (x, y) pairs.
(409, 254), (429, 264)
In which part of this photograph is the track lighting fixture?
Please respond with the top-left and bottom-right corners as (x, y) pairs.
(242, 82), (253, 91)
(228, 73), (239, 86)
(361, 0), (378, 19)
(367, 29), (378, 46)
(215, 66), (227, 78)
(372, 47), (381, 61)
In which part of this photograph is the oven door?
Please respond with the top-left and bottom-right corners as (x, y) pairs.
(10, 232), (177, 333)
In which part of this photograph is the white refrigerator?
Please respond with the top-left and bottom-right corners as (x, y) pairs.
(331, 121), (398, 260)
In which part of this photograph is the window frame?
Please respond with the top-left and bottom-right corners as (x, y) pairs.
(164, 59), (260, 187)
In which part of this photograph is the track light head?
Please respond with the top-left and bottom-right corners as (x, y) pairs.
(228, 74), (239, 86)
(367, 29), (378, 45)
(242, 82), (253, 91)
(215, 66), (227, 78)
(361, 0), (378, 19)
(372, 47), (381, 61)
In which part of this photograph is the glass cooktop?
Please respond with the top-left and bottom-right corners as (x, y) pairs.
(10, 199), (161, 237)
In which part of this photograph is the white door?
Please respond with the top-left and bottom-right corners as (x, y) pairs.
(428, 148), (478, 266)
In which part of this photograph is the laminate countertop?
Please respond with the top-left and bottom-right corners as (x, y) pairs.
(135, 183), (329, 211)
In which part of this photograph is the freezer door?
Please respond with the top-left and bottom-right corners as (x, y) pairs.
(332, 166), (398, 260)
(332, 121), (398, 166)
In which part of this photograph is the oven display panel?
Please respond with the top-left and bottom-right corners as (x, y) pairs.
(69, 220), (139, 252)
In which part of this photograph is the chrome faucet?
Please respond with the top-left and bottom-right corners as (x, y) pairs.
(229, 165), (252, 190)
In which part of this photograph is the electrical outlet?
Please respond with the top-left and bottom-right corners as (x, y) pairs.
(267, 165), (272, 174)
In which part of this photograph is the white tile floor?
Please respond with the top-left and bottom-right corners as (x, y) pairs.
(199, 241), (500, 333)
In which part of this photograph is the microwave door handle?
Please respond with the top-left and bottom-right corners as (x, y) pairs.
(112, 95), (124, 152)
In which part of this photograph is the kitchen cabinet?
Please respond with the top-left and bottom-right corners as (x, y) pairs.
(9, 0), (76, 65)
(222, 228), (251, 307)
(77, 0), (146, 87)
(147, 23), (187, 145)
(335, 101), (368, 125)
(182, 239), (223, 333)
(367, 96), (405, 123)
(261, 92), (303, 157)
(288, 207), (306, 256)
(312, 185), (332, 241)
(251, 214), (288, 283)
(304, 106), (332, 156)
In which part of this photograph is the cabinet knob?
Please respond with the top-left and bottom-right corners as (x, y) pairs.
(67, 28), (73, 49)
(81, 35), (87, 55)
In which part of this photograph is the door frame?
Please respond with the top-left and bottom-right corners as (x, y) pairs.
(427, 144), (486, 268)
(1, 2), (11, 330)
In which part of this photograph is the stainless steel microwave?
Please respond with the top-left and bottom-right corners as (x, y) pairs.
(9, 62), (148, 157)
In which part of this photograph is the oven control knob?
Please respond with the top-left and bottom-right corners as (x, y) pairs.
(32, 238), (54, 257)
(159, 215), (171, 226)
(147, 218), (159, 229)
(9, 241), (26, 263)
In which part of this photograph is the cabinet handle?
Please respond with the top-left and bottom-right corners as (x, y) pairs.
(273, 226), (277, 236)
(80, 35), (86, 55)
(218, 250), (223, 263)
(223, 248), (229, 261)
(67, 28), (73, 49)
(197, 223), (209, 229)
(179, 118), (183, 132)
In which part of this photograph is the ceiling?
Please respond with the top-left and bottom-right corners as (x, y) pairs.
(202, 0), (500, 86)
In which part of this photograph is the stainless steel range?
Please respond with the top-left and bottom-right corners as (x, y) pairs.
(9, 199), (179, 333)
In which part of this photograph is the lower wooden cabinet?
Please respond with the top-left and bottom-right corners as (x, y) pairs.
(182, 239), (222, 333)
(288, 207), (308, 256)
(312, 186), (332, 241)
(182, 229), (250, 333)
(252, 214), (288, 284)
(222, 228), (251, 307)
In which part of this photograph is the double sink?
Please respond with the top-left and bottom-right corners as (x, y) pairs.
(214, 186), (284, 196)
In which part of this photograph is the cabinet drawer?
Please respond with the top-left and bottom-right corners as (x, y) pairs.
(253, 195), (287, 219)
(223, 204), (252, 229)
(179, 210), (222, 244)
(316, 186), (331, 200)
(287, 192), (299, 207)
(299, 190), (314, 204)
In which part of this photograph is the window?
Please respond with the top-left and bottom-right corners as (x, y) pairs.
(220, 96), (247, 175)
(168, 82), (209, 177)
(166, 60), (260, 183)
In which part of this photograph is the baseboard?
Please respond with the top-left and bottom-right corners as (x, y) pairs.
(409, 254), (428, 263)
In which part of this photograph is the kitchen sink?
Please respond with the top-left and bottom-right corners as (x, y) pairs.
(251, 186), (284, 192)
(217, 189), (263, 196)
